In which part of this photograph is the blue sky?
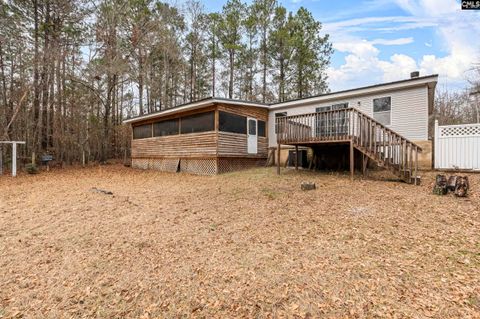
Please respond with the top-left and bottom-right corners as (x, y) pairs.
(200, 0), (480, 92)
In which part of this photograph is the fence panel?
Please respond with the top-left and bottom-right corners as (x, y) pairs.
(434, 120), (480, 170)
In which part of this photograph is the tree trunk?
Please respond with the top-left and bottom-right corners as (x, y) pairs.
(262, 30), (267, 103)
(32, 0), (41, 152)
(229, 50), (234, 99)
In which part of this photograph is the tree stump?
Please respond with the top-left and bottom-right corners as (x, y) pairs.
(447, 175), (458, 192)
(433, 174), (447, 195)
(301, 181), (316, 191)
(454, 176), (469, 197)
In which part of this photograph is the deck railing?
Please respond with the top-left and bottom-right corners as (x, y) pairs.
(276, 107), (423, 183)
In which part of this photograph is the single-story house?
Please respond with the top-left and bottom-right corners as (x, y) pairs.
(124, 73), (438, 180)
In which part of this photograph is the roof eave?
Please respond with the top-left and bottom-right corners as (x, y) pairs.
(123, 98), (269, 124)
(270, 75), (439, 110)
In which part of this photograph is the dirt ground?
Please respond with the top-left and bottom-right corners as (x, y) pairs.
(0, 165), (479, 318)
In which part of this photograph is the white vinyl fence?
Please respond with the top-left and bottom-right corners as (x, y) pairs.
(434, 120), (480, 170)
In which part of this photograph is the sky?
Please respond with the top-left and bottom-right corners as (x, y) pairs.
(200, 0), (480, 92)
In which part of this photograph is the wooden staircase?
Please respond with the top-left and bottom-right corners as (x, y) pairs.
(276, 107), (422, 184)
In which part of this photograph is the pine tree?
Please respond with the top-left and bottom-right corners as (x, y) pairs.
(291, 7), (332, 98)
(269, 6), (295, 102)
(218, 0), (246, 99)
(252, 0), (277, 103)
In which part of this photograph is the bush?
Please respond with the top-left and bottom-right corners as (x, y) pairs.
(25, 163), (39, 174)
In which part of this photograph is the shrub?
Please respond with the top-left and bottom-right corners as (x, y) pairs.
(25, 163), (39, 174)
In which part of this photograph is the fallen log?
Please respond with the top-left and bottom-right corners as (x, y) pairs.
(91, 187), (113, 195)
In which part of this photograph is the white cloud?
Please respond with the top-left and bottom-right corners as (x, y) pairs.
(326, 0), (480, 91)
(371, 37), (414, 45)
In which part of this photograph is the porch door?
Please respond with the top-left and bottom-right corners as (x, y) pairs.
(247, 117), (258, 154)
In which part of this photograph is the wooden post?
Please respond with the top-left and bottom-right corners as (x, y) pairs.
(414, 146), (418, 185)
(295, 145), (299, 170)
(362, 154), (368, 176)
(277, 144), (281, 175)
(31, 152), (35, 165)
(350, 141), (354, 181)
(0, 145), (3, 175)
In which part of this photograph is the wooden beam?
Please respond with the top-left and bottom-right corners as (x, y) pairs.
(277, 144), (281, 175)
(362, 154), (368, 176)
(295, 145), (299, 170)
(350, 141), (354, 181)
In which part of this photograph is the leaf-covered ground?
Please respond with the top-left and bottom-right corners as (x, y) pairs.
(0, 166), (479, 318)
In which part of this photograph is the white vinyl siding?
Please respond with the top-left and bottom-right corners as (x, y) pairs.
(268, 85), (429, 147)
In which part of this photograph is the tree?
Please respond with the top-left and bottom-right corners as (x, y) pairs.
(291, 7), (332, 99)
(203, 12), (221, 97)
(218, 0), (246, 99)
(0, 0), (334, 168)
(253, 0), (277, 103)
(184, 0), (208, 102)
(239, 6), (258, 101)
(269, 6), (294, 102)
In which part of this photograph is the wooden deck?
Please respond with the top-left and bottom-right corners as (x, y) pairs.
(276, 108), (423, 184)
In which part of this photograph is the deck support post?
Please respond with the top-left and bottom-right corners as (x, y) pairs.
(350, 141), (354, 181)
(295, 145), (298, 170)
(362, 154), (368, 176)
(277, 143), (281, 175)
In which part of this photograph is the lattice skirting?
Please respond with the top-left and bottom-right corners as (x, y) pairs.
(179, 158), (217, 175)
(132, 158), (179, 173)
(132, 157), (266, 175)
(217, 157), (266, 174)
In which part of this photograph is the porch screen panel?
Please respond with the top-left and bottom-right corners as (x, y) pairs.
(258, 120), (266, 137)
(219, 111), (247, 134)
(133, 124), (152, 139)
(153, 119), (179, 136)
(180, 111), (215, 134)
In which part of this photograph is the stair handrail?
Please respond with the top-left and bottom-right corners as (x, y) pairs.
(349, 108), (423, 152)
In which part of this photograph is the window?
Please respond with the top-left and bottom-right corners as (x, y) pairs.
(248, 119), (257, 135)
(275, 112), (287, 133)
(258, 120), (266, 137)
(219, 111), (247, 134)
(153, 119), (179, 137)
(133, 124), (152, 139)
(315, 103), (349, 136)
(332, 103), (349, 110)
(316, 106), (331, 113)
(373, 97), (391, 125)
(180, 111), (214, 134)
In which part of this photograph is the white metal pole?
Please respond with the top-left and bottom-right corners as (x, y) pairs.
(434, 120), (439, 170)
(12, 142), (17, 177)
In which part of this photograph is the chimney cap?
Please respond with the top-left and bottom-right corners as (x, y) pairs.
(410, 71), (420, 78)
